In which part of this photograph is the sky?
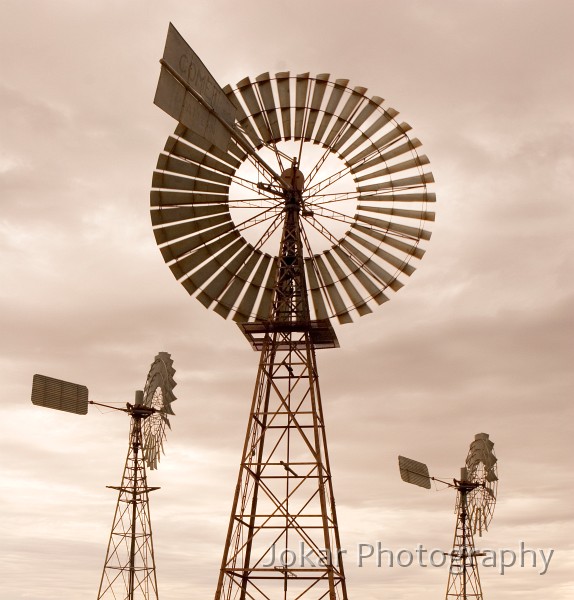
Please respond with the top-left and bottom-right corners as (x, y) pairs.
(1, 1), (573, 599)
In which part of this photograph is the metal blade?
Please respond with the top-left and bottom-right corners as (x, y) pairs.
(234, 253), (273, 321)
(197, 244), (254, 309)
(163, 134), (237, 173)
(156, 153), (232, 185)
(165, 227), (238, 272)
(357, 172), (434, 194)
(358, 205), (436, 222)
(331, 96), (383, 154)
(304, 74), (330, 140)
(151, 190), (229, 207)
(313, 255), (353, 324)
(173, 125), (241, 168)
(351, 223), (426, 260)
(304, 258), (329, 320)
(222, 85), (262, 148)
(182, 237), (245, 294)
(350, 138), (422, 174)
(251, 258), (278, 321)
(152, 171), (229, 195)
(294, 73), (310, 140)
(154, 212), (231, 245)
(151, 204), (228, 227)
(211, 250), (262, 318)
(256, 72), (282, 141)
(275, 72), (292, 140)
(346, 122), (412, 166)
(354, 155), (431, 182)
(323, 87), (367, 149)
(398, 456), (431, 489)
(355, 214), (432, 242)
(338, 108), (399, 159)
(313, 79), (349, 145)
(31, 374), (88, 415)
(332, 245), (389, 305)
(324, 250), (373, 316)
(237, 76), (274, 143)
(358, 192), (436, 203)
(347, 231), (416, 276)
(340, 238), (403, 292)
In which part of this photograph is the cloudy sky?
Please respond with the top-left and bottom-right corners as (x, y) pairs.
(1, 1), (573, 599)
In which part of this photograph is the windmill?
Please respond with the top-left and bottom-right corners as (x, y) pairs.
(398, 433), (499, 600)
(31, 351), (176, 600)
(151, 23), (435, 600)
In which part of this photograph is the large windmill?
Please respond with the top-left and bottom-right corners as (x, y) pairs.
(399, 433), (499, 600)
(31, 351), (177, 600)
(151, 23), (435, 600)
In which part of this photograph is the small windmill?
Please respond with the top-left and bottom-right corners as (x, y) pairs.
(398, 433), (498, 600)
(31, 351), (176, 600)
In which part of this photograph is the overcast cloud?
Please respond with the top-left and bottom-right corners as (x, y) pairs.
(1, 1), (573, 599)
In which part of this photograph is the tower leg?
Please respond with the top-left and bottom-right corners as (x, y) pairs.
(97, 414), (159, 600)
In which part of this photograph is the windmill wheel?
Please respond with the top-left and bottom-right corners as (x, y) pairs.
(466, 433), (498, 536)
(141, 352), (177, 470)
(151, 73), (435, 324)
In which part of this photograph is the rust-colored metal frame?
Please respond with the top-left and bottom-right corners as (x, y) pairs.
(445, 483), (484, 600)
(97, 408), (160, 600)
(215, 177), (347, 600)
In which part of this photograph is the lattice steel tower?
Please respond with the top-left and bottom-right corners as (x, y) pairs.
(445, 477), (484, 600)
(151, 23), (436, 600)
(98, 404), (159, 599)
(214, 167), (347, 600)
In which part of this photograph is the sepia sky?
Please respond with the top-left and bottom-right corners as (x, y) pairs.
(1, 1), (573, 599)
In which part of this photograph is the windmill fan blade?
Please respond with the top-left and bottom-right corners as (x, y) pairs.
(304, 73), (330, 140)
(237, 76), (274, 143)
(274, 72), (292, 140)
(323, 86), (367, 149)
(294, 72), (310, 140)
(151, 72), (435, 322)
(313, 78), (349, 145)
(330, 95), (383, 155)
(31, 374), (88, 415)
(398, 456), (431, 489)
(255, 73), (282, 142)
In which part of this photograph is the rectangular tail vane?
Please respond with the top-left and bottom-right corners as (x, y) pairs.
(31, 374), (89, 415)
(398, 455), (431, 489)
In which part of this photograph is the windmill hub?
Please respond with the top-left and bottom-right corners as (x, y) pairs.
(281, 166), (305, 192)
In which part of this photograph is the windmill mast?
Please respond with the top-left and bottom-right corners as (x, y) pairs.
(97, 400), (160, 600)
(445, 470), (484, 600)
(215, 165), (347, 600)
